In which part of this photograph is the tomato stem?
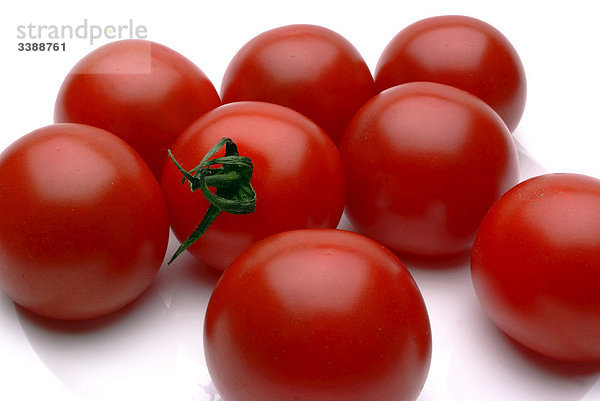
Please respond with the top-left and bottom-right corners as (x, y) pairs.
(167, 137), (256, 264)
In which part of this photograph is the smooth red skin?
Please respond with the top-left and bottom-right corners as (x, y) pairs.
(375, 15), (526, 132)
(204, 229), (432, 401)
(54, 39), (221, 178)
(471, 173), (600, 362)
(160, 101), (345, 271)
(340, 82), (519, 258)
(0, 124), (169, 320)
(220, 24), (376, 143)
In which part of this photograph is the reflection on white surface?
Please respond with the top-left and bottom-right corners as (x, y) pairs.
(448, 310), (600, 401)
(4, 233), (221, 401)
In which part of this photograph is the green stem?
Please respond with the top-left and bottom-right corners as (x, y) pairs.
(167, 204), (221, 265)
(167, 138), (256, 264)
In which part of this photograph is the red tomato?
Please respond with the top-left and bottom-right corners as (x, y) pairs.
(160, 101), (345, 271)
(471, 173), (600, 362)
(220, 24), (376, 143)
(204, 229), (432, 401)
(375, 15), (526, 132)
(340, 82), (519, 258)
(54, 39), (221, 178)
(0, 124), (169, 320)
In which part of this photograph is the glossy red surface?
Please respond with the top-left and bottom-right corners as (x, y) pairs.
(375, 15), (526, 132)
(0, 123), (169, 320)
(471, 173), (600, 362)
(340, 81), (519, 257)
(221, 24), (376, 143)
(204, 229), (432, 401)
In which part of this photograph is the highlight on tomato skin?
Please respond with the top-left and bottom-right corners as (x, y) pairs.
(54, 39), (221, 178)
(220, 24), (376, 144)
(160, 101), (346, 271)
(340, 81), (520, 260)
(471, 173), (600, 363)
(375, 15), (527, 133)
(204, 228), (432, 401)
(0, 123), (170, 321)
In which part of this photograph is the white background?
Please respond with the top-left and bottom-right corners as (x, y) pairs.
(1, 1), (599, 400)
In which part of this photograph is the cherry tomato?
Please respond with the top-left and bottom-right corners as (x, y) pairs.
(375, 15), (526, 132)
(220, 24), (376, 143)
(204, 228), (432, 401)
(340, 82), (519, 258)
(471, 173), (600, 362)
(54, 39), (221, 178)
(0, 124), (169, 320)
(160, 101), (345, 271)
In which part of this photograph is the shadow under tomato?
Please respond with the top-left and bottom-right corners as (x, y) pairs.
(397, 249), (471, 271)
(16, 279), (177, 400)
(447, 303), (600, 401)
(14, 231), (222, 401)
(14, 282), (160, 333)
(152, 244), (220, 359)
(500, 328), (600, 377)
(163, 249), (223, 288)
(338, 210), (471, 271)
(513, 133), (548, 181)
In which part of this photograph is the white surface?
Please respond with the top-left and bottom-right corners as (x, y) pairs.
(1, 1), (600, 400)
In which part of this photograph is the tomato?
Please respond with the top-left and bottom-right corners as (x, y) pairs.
(340, 82), (519, 258)
(375, 15), (526, 132)
(471, 173), (600, 362)
(160, 101), (345, 271)
(220, 24), (376, 143)
(204, 228), (431, 401)
(54, 39), (221, 178)
(0, 124), (170, 320)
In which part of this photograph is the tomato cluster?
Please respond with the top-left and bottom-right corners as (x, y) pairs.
(0, 13), (598, 401)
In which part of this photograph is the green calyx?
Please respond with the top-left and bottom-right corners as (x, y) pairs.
(167, 137), (256, 264)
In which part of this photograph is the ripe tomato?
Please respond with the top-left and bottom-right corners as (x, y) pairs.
(54, 39), (221, 178)
(340, 82), (519, 258)
(160, 101), (345, 271)
(375, 15), (527, 132)
(204, 229), (432, 401)
(220, 24), (376, 143)
(0, 124), (169, 320)
(471, 173), (600, 362)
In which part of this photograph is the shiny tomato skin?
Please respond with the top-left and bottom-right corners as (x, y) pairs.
(54, 39), (221, 178)
(375, 15), (526, 132)
(204, 229), (432, 401)
(220, 24), (376, 143)
(160, 101), (345, 271)
(340, 82), (519, 258)
(471, 173), (600, 362)
(0, 124), (169, 320)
